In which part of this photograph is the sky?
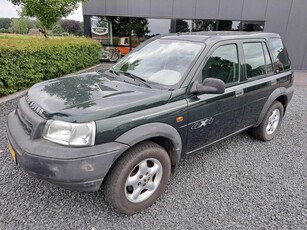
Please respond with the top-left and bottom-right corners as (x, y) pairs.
(0, 0), (84, 21)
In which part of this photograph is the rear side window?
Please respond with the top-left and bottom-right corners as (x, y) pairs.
(202, 44), (239, 84)
(243, 43), (266, 78)
(270, 39), (291, 72)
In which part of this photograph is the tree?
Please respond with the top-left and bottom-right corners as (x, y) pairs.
(105, 17), (129, 37)
(8, 18), (38, 34)
(9, 0), (83, 37)
(18, 17), (28, 34)
(25, 18), (40, 29)
(60, 19), (80, 35)
(129, 18), (150, 37)
(9, 18), (19, 33)
(0, 18), (12, 29)
(176, 19), (190, 33)
(75, 21), (84, 36)
(51, 22), (64, 36)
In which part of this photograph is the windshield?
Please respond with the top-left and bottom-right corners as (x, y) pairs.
(112, 39), (204, 88)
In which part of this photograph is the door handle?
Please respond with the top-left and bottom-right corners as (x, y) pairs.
(270, 79), (277, 85)
(235, 90), (244, 97)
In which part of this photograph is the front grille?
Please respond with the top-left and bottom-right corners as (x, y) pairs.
(16, 106), (33, 135)
(15, 97), (46, 139)
(25, 94), (45, 116)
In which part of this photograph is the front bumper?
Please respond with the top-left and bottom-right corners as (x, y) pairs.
(7, 109), (129, 191)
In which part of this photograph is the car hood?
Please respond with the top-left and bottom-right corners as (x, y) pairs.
(27, 72), (172, 122)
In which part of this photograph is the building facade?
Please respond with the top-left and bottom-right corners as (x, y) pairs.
(82, 0), (307, 70)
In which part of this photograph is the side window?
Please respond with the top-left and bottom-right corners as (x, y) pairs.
(243, 42), (266, 78)
(270, 39), (291, 72)
(263, 43), (273, 74)
(202, 44), (239, 84)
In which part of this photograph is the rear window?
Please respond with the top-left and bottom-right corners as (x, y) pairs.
(270, 38), (291, 72)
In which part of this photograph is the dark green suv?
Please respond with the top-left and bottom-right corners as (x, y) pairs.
(7, 32), (294, 214)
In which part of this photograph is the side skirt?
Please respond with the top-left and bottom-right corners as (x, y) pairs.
(186, 125), (253, 155)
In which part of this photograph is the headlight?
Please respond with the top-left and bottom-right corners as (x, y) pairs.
(43, 120), (96, 146)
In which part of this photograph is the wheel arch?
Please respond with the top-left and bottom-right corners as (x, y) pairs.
(147, 136), (177, 174)
(275, 95), (288, 113)
(254, 87), (292, 127)
(115, 122), (183, 173)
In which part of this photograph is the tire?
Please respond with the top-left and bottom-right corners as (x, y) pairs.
(103, 141), (171, 214)
(251, 101), (284, 141)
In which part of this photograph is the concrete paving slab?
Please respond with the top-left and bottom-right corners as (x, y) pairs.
(294, 71), (307, 87)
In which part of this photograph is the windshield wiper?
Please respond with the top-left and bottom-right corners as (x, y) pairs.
(119, 71), (152, 88)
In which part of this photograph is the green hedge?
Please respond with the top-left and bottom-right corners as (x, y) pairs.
(0, 34), (101, 96)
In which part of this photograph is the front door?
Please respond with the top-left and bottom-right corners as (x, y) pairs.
(186, 43), (245, 153)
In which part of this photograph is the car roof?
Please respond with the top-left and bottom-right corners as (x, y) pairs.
(160, 31), (281, 43)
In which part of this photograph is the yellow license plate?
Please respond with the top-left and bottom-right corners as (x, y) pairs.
(8, 144), (17, 164)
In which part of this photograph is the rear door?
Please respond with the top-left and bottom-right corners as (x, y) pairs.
(239, 39), (283, 128)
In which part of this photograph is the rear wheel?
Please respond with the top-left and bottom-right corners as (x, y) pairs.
(251, 101), (284, 141)
(103, 141), (171, 214)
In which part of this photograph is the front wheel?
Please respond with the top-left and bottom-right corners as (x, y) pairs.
(251, 101), (284, 141)
(103, 141), (171, 214)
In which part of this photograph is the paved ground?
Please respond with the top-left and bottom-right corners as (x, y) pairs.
(294, 71), (307, 87)
(0, 70), (307, 229)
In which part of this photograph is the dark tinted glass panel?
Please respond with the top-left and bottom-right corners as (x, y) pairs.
(263, 43), (273, 74)
(90, 16), (172, 61)
(174, 19), (191, 32)
(240, 21), (264, 32)
(271, 39), (291, 72)
(192, 20), (217, 31)
(191, 20), (252, 32)
(203, 44), (239, 84)
(243, 43), (266, 78)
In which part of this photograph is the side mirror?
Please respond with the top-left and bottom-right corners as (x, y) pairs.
(191, 78), (225, 95)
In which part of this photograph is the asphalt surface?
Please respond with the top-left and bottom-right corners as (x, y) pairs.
(0, 85), (307, 229)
